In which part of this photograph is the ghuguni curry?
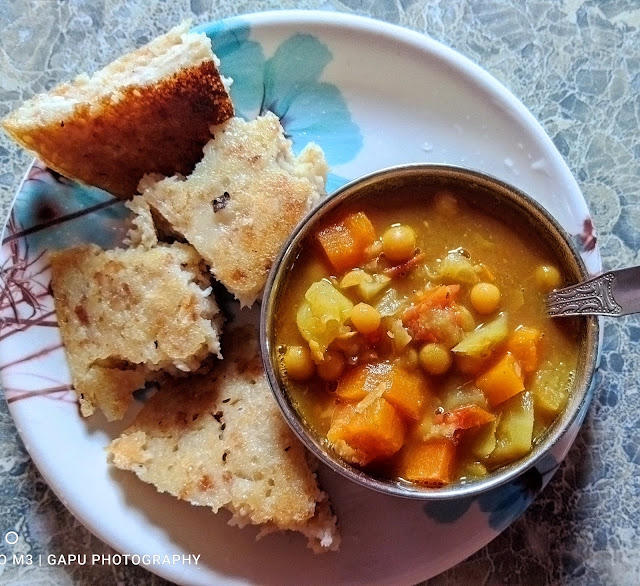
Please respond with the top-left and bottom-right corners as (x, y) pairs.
(275, 184), (580, 487)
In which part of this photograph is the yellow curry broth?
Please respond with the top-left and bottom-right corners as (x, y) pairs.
(275, 185), (580, 486)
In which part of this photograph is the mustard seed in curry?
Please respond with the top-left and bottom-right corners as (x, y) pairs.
(275, 186), (580, 487)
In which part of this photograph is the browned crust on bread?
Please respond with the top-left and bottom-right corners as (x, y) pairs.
(2, 61), (233, 198)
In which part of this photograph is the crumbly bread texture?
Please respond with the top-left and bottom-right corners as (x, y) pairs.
(124, 197), (159, 249)
(137, 113), (328, 306)
(2, 22), (233, 198)
(50, 242), (222, 421)
(107, 326), (340, 553)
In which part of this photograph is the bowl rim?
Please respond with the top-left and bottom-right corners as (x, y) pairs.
(260, 163), (600, 500)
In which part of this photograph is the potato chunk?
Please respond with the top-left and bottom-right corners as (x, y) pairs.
(488, 392), (534, 466)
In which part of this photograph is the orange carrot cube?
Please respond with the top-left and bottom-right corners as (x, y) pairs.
(345, 211), (375, 245)
(335, 364), (369, 402)
(336, 362), (427, 419)
(398, 439), (456, 486)
(476, 352), (525, 407)
(316, 212), (375, 274)
(327, 397), (405, 465)
(507, 326), (543, 374)
(385, 367), (427, 420)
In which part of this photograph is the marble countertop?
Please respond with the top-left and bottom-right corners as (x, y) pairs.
(1, 1), (640, 584)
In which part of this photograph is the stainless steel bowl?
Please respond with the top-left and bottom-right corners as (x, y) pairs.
(260, 164), (600, 500)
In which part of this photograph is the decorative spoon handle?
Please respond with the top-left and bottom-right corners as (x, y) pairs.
(547, 266), (640, 317)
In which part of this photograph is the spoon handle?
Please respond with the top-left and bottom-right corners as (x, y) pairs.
(547, 267), (640, 317)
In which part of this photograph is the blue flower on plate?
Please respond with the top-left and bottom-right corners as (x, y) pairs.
(7, 164), (128, 254)
(195, 20), (265, 120)
(423, 452), (560, 531)
(197, 18), (362, 192)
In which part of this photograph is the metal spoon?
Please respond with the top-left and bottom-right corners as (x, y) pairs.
(547, 267), (640, 317)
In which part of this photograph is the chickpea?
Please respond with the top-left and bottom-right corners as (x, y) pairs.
(351, 302), (381, 335)
(317, 350), (346, 381)
(419, 343), (453, 375)
(470, 282), (501, 314)
(283, 345), (315, 381)
(382, 225), (417, 263)
(535, 264), (562, 292)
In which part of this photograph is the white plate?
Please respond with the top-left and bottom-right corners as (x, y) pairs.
(0, 11), (602, 585)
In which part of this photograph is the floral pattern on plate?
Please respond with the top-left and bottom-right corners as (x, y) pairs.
(197, 18), (362, 191)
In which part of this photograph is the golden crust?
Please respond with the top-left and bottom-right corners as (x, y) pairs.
(107, 326), (340, 552)
(3, 61), (232, 198)
(50, 243), (222, 420)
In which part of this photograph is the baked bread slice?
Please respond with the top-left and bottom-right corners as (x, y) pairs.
(50, 242), (222, 421)
(2, 22), (233, 198)
(107, 325), (340, 553)
(137, 113), (328, 306)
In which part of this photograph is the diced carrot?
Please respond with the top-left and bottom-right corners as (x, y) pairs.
(335, 364), (370, 402)
(398, 438), (456, 486)
(476, 352), (525, 407)
(435, 404), (496, 430)
(316, 212), (375, 274)
(507, 326), (543, 374)
(316, 224), (359, 274)
(385, 367), (427, 420)
(327, 397), (405, 465)
(345, 211), (376, 244)
(335, 362), (427, 419)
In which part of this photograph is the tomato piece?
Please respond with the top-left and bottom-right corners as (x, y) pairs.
(435, 404), (496, 430)
(402, 286), (464, 346)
